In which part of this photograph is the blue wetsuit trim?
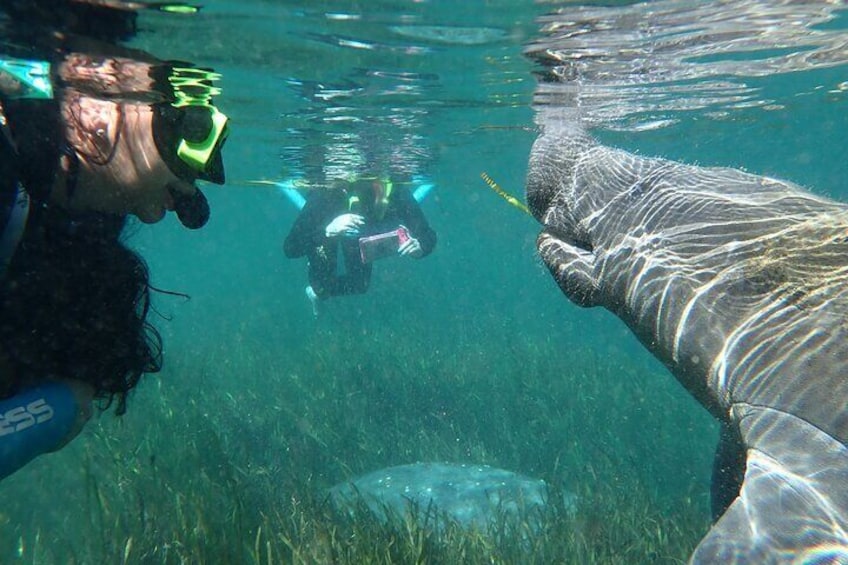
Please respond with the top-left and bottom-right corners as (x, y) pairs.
(278, 177), (434, 211)
(275, 179), (307, 210)
(411, 176), (434, 203)
(0, 382), (79, 480)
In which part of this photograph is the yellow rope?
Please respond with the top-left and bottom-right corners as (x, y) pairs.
(480, 172), (532, 216)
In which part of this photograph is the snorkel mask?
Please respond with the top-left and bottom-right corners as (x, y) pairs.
(348, 177), (393, 220)
(153, 65), (229, 228)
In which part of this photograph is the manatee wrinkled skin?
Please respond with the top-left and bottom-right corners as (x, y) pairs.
(527, 127), (848, 563)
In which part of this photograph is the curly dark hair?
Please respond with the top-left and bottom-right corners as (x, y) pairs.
(0, 204), (162, 414)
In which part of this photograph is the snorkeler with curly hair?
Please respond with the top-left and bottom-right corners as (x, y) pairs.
(0, 0), (228, 479)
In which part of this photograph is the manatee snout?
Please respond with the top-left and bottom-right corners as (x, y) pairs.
(526, 131), (586, 224)
(526, 131), (602, 307)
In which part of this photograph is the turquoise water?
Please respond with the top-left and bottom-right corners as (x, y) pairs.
(2, 1), (846, 562)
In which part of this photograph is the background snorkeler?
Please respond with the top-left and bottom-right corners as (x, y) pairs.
(0, 0), (228, 480)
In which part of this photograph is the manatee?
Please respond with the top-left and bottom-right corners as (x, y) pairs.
(526, 124), (848, 563)
(328, 462), (573, 533)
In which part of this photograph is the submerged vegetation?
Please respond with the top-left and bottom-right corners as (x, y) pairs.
(0, 325), (714, 563)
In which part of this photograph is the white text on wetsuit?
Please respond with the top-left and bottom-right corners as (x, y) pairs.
(0, 399), (54, 436)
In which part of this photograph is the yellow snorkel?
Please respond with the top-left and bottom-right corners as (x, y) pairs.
(480, 172), (532, 216)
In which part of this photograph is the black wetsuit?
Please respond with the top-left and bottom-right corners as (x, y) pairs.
(0, 111), (21, 263)
(284, 184), (436, 299)
(0, 100), (34, 278)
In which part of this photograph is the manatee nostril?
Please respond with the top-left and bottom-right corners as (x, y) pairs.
(575, 237), (592, 253)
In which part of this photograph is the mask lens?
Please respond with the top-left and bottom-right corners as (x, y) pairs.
(175, 105), (228, 180)
(181, 105), (213, 142)
(152, 102), (227, 185)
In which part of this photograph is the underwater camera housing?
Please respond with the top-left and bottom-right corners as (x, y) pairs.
(359, 226), (410, 263)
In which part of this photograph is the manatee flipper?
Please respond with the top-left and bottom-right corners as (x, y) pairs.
(691, 405), (848, 564)
(537, 229), (600, 307)
(710, 421), (746, 520)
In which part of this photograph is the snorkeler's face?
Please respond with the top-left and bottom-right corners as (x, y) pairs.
(351, 179), (387, 208)
(57, 92), (198, 223)
(54, 93), (197, 223)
